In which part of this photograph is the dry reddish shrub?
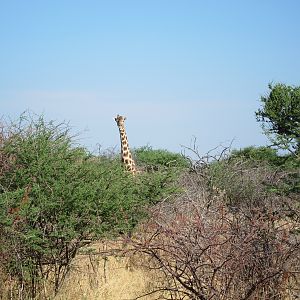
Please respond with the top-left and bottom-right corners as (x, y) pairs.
(127, 186), (300, 300)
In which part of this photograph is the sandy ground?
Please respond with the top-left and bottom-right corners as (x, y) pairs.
(54, 241), (156, 300)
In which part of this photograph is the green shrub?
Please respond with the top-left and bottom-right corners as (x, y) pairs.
(134, 146), (189, 169)
(203, 148), (299, 208)
(230, 146), (299, 194)
(0, 115), (177, 298)
(230, 146), (283, 165)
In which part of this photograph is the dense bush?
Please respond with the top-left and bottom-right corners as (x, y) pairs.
(189, 145), (299, 207)
(0, 115), (177, 298)
(129, 195), (300, 300)
(127, 147), (300, 300)
(231, 146), (300, 170)
(231, 146), (283, 165)
(134, 145), (189, 169)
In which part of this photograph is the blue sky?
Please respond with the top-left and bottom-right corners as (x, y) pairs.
(1, 1), (299, 154)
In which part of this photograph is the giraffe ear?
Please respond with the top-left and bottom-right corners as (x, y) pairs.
(124, 117), (127, 121)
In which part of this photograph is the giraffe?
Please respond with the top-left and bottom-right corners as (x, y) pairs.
(114, 114), (137, 175)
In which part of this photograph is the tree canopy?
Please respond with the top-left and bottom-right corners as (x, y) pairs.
(256, 83), (300, 154)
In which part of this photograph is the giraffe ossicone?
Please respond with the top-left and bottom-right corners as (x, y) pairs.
(115, 114), (137, 175)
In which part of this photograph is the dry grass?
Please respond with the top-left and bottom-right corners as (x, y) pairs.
(54, 241), (156, 300)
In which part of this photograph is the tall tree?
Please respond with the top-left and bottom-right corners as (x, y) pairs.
(256, 83), (300, 155)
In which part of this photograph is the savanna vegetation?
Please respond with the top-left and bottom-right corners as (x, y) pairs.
(0, 83), (299, 299)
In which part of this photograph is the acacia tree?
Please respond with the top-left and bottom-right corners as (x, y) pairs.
(0, 115), (176, 298)
(256, 83), (300, 155)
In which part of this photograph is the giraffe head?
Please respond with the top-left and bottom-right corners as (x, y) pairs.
(114, 114), (126, 127)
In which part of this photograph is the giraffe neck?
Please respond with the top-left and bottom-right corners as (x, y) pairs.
(118, 126), (136, 174)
